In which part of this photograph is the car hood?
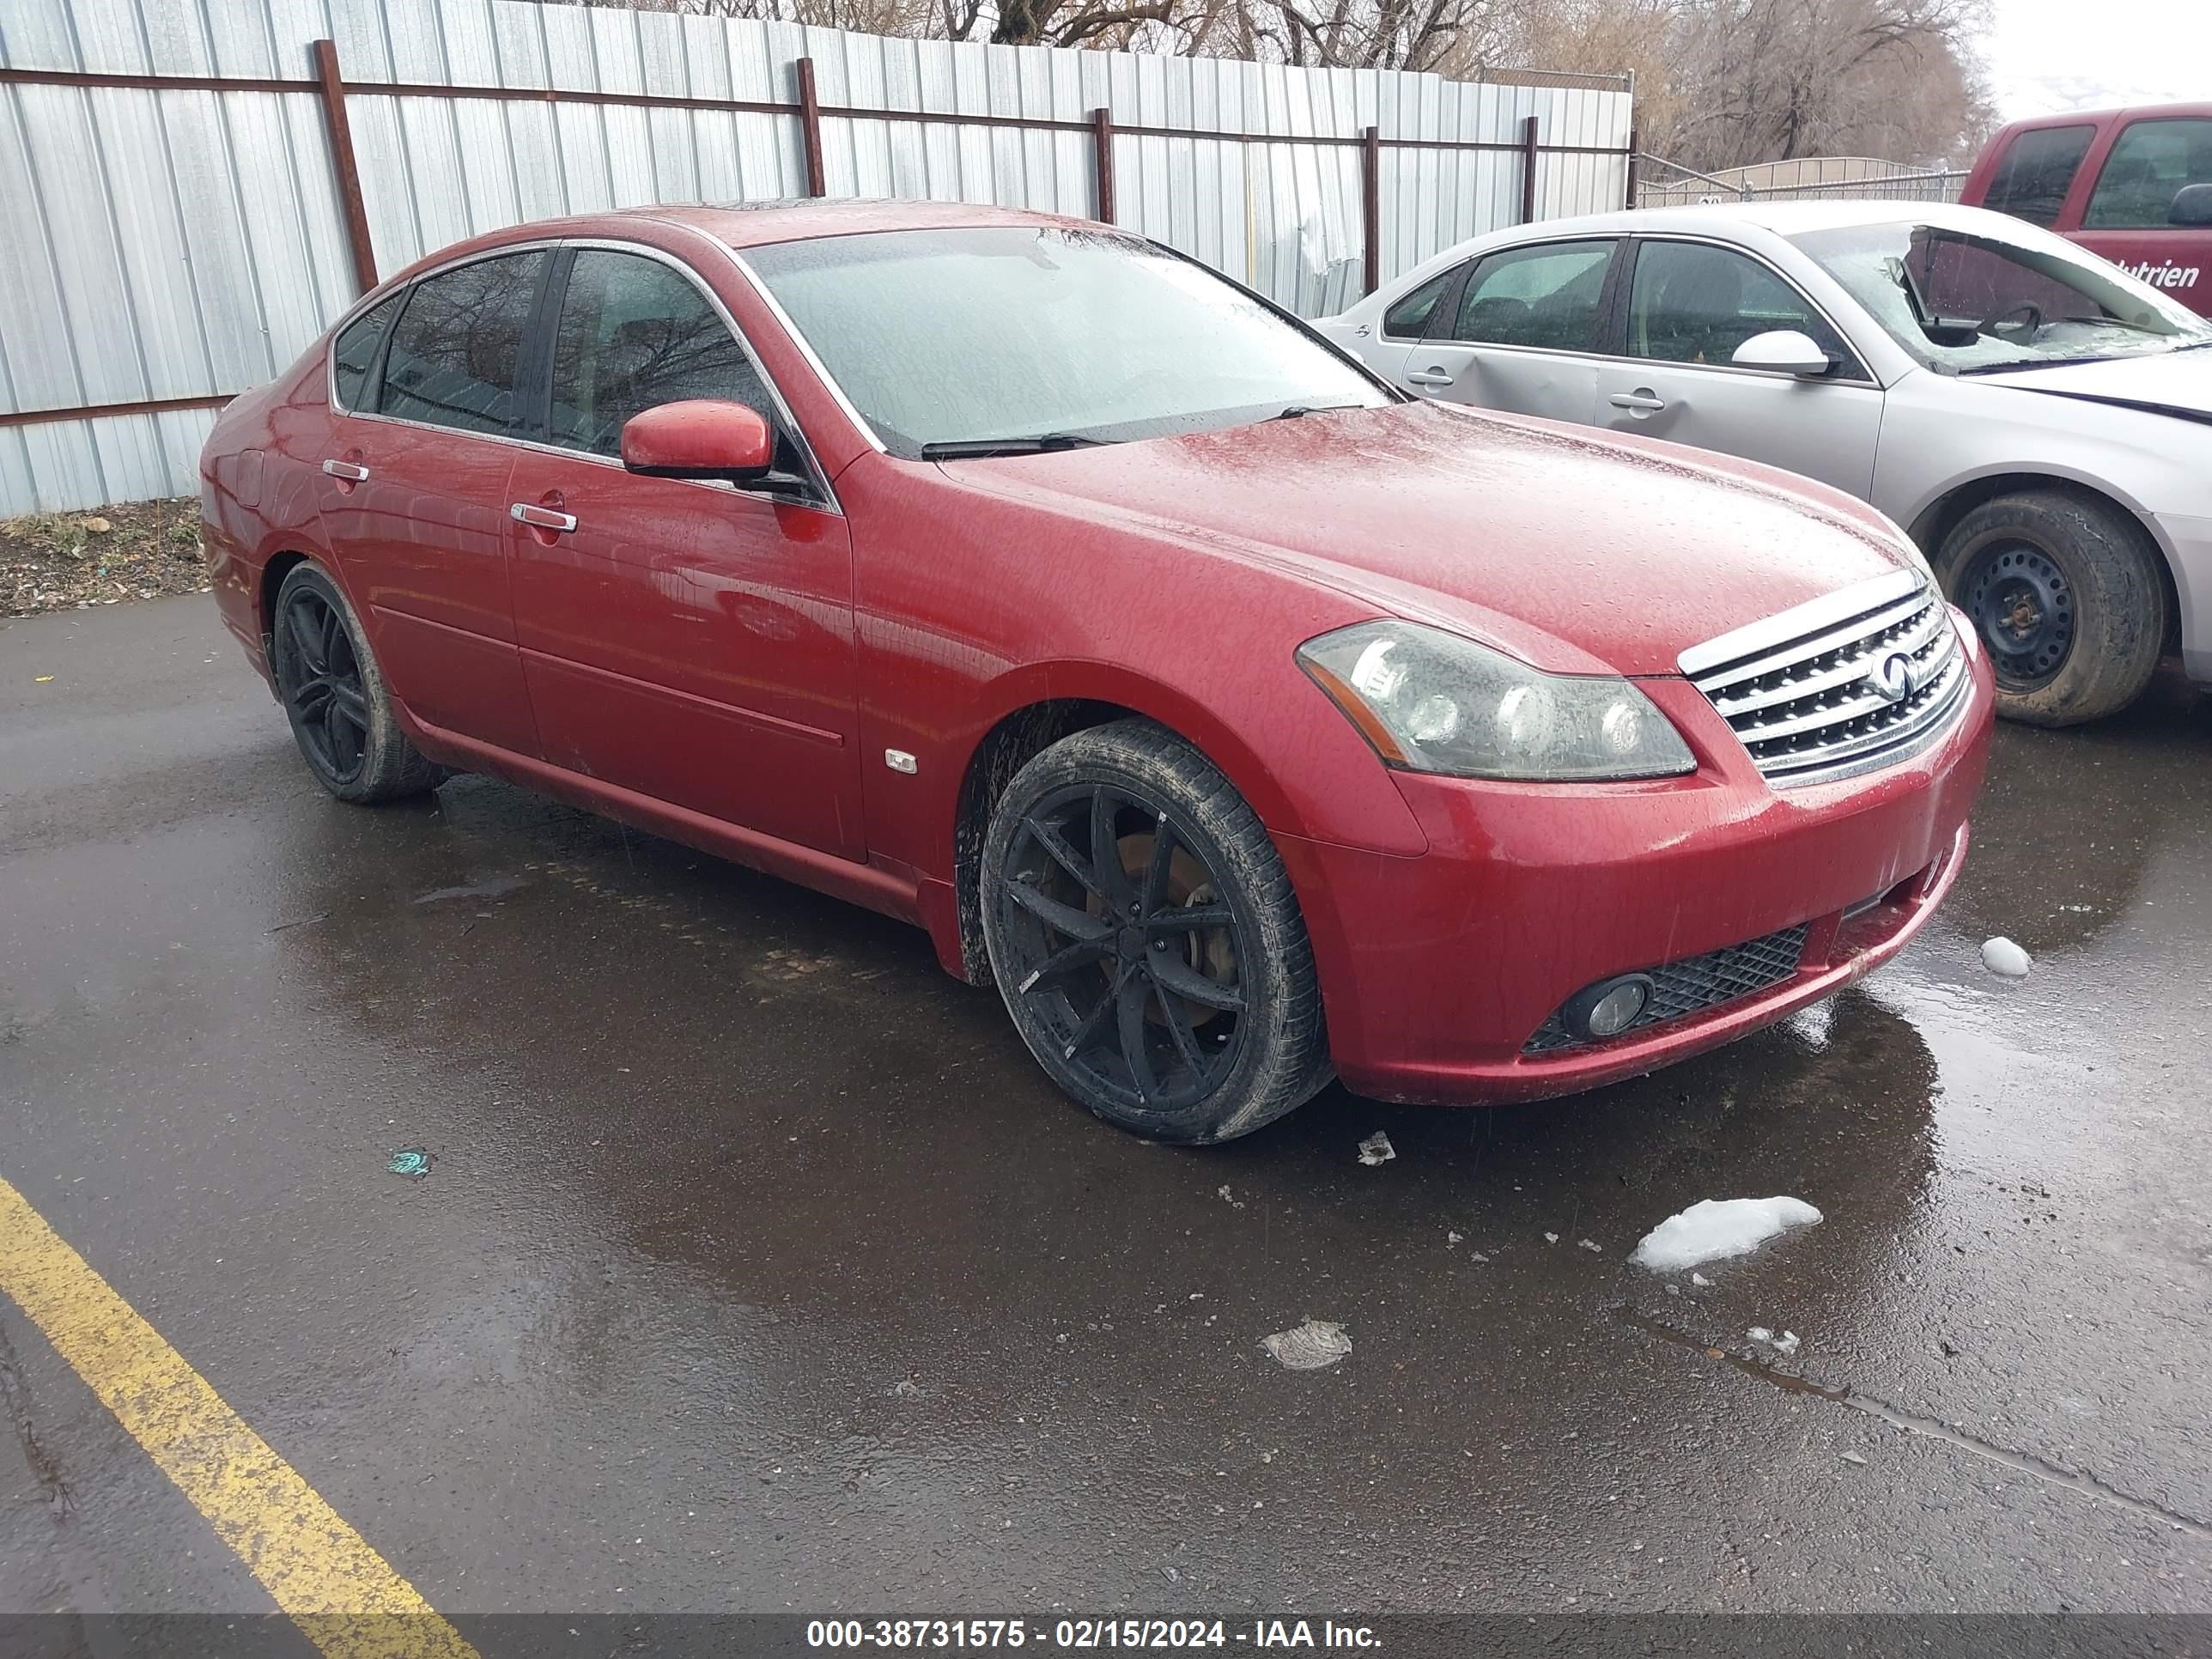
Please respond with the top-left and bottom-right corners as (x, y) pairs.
(941, 399), (1919, 676)
(1973, 348), (2212, 422)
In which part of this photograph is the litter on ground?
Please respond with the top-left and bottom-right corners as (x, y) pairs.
(1261, 1318), (1352, 1371)
(1357, 1132), (1395, 1166)
(1839, 1449), (1868, 1466)
(1629, 1196), (1823, 1272)
(1981, 936), (2033, 977)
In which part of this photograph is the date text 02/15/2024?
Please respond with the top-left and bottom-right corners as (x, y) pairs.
(805, 1620), (1382, 1649)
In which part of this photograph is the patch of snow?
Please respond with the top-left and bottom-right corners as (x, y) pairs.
(1578, 1238), (1602, 1253)
(1981, 936), (2032, 977)
(1773, 1330), (1801, 1356)
(1261, 1318), (1352, 1371)
(1544, 1231), (1560, 1244)
(1691, 1273), (1711, 1287)
(1629, 1197), (1824, 1273)
(1446, 1231), (1464, 1245)
(1748, 1326), (1774, 1345)
(1357, 1132), (1395, 1166)
(1839, 1449), (1867, 1466)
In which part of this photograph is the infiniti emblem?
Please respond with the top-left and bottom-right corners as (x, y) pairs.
(1869, 652), (1917, 703)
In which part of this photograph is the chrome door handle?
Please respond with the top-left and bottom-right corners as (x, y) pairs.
(1406, 368), (1455, 387)
(1607, 391), (1667, 414)
(321, 459), (369, 482)
(510, 502), (579, 533)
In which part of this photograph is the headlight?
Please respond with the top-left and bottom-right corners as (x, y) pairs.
(1298, 620), (1696, 781)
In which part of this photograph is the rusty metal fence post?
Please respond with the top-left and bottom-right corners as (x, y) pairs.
(1091, 107), (1115, 223)
(1519, 114), (1540, 224)
(1361, 125), (1382, 295)
(796, 57), (826, 198)
(311, 40), (378, 294)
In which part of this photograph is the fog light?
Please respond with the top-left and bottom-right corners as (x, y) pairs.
(1563, 973), (1654, 1041)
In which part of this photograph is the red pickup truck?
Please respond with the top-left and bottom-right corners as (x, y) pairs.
(1960, 105), (2212, 315)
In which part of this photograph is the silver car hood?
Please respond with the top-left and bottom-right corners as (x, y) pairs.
(1974, 349), (2212, 424)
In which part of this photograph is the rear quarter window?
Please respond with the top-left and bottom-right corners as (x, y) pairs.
(1982, 124), (2096, 226)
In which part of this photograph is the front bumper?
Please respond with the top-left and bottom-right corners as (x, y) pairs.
(1278, 641), (1994, 1105)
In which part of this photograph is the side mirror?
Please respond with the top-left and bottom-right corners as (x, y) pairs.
(2170, 183), (2212, 227)
(1730, 330), (1833, 377)
(621, 399), (774, 483)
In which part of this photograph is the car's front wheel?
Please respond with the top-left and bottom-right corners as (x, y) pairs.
(270, 560), (444, 803)
(1934, 489), (2169, 726)
(980, 720), (1332, 1144)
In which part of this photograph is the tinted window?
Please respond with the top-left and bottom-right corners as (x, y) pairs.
(744, 228), (1387, 458)
(1626, 241), (1850, 369)
(331, 294), (401, 411)
(377, 252), (546, 434)
(1383, 268), (1457, 337)
(1444, 240), (1615, 350)
(549, 251), (773, 457)
(2084, 118), (2212, 228)
(1983, 125), (2094, 226)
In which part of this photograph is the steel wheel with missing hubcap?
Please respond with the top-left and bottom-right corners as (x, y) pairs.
(274, 583), (373, 788)
(1962, 539), (2073, 690)
(995, 781), (1248, 1115)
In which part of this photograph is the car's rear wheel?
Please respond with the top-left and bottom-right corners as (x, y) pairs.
(1934, 489), (2168, 726)
(980, 720), (1331, 1144)
(270, 561), (443, 803)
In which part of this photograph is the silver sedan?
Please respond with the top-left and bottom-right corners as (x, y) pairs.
(1318, 201), (2212, 725)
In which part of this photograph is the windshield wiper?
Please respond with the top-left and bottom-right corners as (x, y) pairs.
(918, 433), (1105, 459)
(1272, 403), (1364, 420)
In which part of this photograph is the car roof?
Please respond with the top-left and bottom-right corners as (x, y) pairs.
(623, 197), (1088, 249)
(1993, 102), (2212, 130)
(1483, 199), (2053, 242)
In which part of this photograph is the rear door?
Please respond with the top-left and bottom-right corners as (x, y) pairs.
(2071, 116), (2212, 316)
(1395, 237), (1620, 425)
(1592, 238), (1884, 499)
(317, 249), (548, 757)
(504, 245), (863, 859)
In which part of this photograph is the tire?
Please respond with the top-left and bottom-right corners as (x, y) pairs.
(270, 561), (444, 803)
(1933, 489), (2169, 726)
(980, 719), (1332, 1144)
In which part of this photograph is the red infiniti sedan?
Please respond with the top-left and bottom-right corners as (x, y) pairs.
(199, 200), (1994, 1143)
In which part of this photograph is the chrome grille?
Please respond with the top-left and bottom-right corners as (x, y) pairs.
(1680, 568), (1970, 787)
(1522, 924), (1811, 1054)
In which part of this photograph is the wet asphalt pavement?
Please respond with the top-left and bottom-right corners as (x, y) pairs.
(2, 594), (2209, 1625)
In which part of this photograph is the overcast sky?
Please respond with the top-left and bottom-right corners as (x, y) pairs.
(1984, 0), (2212, 119)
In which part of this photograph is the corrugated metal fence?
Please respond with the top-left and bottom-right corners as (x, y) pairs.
(0, 0), (1632, 514)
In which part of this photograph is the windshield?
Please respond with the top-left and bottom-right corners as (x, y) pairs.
(743, 227), (1390, 457)
(1788, 219), (2212, 374)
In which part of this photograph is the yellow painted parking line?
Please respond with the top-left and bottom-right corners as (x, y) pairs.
(0, 1173), (480, 1659)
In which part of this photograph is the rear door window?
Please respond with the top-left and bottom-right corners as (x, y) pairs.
(376, 251), (548, 435)
(1443, 240), (1617, 350)
(1982, 125), (2096, 226)
(2083, 118), (2212, 228)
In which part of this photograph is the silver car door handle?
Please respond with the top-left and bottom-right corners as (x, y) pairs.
(1406, 368), (1455, 387)
(321, 459), (369, 482)
(510, 502), (579, 533)
(1608, 392), (1667, 413)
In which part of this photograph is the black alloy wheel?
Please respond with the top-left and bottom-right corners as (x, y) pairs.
(995, 780), (1247, 1114)
(274, 581), (373, 788)
(269, 561), (444, 803)
(980, 720), (1331, 1144)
